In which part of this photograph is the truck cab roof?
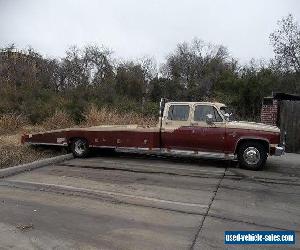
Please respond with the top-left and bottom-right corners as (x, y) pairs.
(165, 102), (226, 109)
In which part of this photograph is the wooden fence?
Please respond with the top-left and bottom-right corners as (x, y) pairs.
(279, 101), (300, 153)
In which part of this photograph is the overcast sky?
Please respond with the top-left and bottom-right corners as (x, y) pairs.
(0, 0), (300, 64)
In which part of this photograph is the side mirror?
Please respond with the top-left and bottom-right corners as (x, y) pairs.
(206, 114), (214, 124)
(223, 112), (233, 121)
(223, 113), (230, 121)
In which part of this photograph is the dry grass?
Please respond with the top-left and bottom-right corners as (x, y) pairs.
(0, 112), (70, 169)
(0, 133), (64, 169)
(42, 110), (75, 130)
(83, 105), (158, 127)
(0, 114), (28, 135)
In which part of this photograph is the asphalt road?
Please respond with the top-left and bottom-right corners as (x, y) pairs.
(0, 152), (299, 250)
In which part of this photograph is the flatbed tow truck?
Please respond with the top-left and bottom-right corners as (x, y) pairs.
(22, 99), (284, 170)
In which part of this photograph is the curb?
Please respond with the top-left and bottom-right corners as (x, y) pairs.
(0, 154), (73, 179)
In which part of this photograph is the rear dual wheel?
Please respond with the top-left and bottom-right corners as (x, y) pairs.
(71, 138), (89, 158)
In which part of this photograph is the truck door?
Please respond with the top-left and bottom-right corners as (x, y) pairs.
(190, 105), (226, 152)
(161, 103), (193, 150)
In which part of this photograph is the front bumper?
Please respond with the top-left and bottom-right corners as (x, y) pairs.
(274, 146), (285, 156)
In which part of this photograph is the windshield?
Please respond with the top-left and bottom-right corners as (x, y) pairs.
(220, 106), (236, 121)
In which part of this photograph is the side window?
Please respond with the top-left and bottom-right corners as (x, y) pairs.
(214, 108), (223, 122)
(167, 105), (190, 121)
(194, 105), (223, 122)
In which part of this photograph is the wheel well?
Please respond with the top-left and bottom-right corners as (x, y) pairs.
(235, 139), (269, 154)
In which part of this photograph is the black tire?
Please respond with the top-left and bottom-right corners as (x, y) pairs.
(71, 138), (90, 158)
(237, 141), (267, 170)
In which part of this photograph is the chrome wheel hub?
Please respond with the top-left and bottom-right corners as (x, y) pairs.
(243, 147), (260, 165)
(74, 140), (86, 155)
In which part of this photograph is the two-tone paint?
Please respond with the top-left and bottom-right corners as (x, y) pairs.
(21, 102), (283, 158)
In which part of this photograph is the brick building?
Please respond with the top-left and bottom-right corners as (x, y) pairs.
(261, 93), (300, 153)
(261, 98), (278, 126)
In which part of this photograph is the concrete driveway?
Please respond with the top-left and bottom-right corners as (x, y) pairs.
(0, 152), (299, 249)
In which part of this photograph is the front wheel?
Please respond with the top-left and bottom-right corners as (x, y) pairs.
(71, 138), (90, 158)
(237, 142), (267, 170)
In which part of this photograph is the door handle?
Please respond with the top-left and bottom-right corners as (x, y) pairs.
(191, 122), (198, 126)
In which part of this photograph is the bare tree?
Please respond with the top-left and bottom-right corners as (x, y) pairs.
(270, 14), (300, 73)
(83, 45), (114, 85)
(162, 38), (230, 99)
